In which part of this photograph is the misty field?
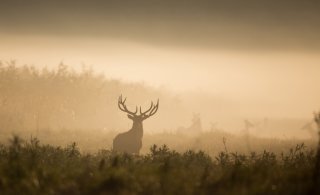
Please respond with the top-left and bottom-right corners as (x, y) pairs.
(2, 0), (320, 194)
(0, 124), (320, 194)
(0, 63), (320, 194)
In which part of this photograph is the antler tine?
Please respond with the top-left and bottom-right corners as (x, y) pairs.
(150, 99), (159, 115)
(118, 95), (125, 111)
(118, 95), (126, 105)
(118, 95), (122, 103)
(142, 99), (159, 119)
(117, 95), (137, 116)
(150, 99), (159, 114)
(140, 101), (154, 116)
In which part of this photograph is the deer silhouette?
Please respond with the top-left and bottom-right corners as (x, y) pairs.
(113, 95), (159, 154)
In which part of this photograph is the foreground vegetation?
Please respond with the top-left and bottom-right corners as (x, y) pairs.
(0, 137), (319, 195)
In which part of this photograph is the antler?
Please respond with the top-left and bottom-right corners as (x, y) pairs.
(118, 95), (138, 116)
(118, 95), (159, 119)
(141, 99), (159, 119)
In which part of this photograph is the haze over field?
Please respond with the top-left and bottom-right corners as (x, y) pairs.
(2, 2), (320, 194)
(1, 0), (320, 137)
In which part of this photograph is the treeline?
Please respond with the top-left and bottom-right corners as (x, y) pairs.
(0, 61), (313, 139)
(0, 61), (185, 133)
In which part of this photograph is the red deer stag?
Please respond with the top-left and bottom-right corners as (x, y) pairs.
(113, 95), (159, 154)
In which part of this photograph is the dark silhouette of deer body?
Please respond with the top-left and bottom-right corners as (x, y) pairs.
(113, 95), (159, 154)
(113, 119), (144, 154)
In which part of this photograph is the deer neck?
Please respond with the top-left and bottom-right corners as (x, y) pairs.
(131, 121), (144, 138)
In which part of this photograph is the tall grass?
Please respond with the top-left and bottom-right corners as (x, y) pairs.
(0, 136), (318, 195)
(309, 112), (320, 195)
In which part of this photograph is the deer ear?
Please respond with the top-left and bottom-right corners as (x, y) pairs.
(127, 115), (134, 119)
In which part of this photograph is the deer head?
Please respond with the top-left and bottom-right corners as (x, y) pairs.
(118, 95), (159, 123)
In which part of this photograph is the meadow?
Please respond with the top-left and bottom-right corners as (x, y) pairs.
(0, 134), (319, 195)
(0, 62), (320, 194)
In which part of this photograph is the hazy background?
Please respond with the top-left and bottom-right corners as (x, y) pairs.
(1, 0), (320, 140)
